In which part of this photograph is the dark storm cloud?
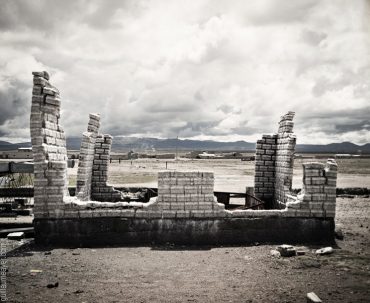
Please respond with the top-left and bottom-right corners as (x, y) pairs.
(0, 0), (137, 31)
(311, 66), (370, 98)
(231, 125), (259, 136)
(217, 105), (233, 114)
(300, 106), (370, 121)
(174, 121), (220, 134)
(0, 79), (29, 125)
(244, 0), (318, 25)
(0, 0), (79, 30)
(335, 121), (370, 133)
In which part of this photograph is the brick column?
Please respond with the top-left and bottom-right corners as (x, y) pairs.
(287, 159), (338, 218)
(253, 112), (296, 209)
(91, 134), (121, 201)
(76, 113), (100, 200)
(30, 71), (68, 218)
(254, 134), (277, 208)
(274, 112), (296, 207)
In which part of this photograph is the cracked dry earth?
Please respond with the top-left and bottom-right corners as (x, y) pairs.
(3, 197), (370, 303)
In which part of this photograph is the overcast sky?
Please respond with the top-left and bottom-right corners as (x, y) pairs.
(0, 0), (369, 144)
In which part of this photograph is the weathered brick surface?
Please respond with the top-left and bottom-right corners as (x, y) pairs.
(152, 171), (225, 216)
(286, 159), (338, 218)
(254, 112), (338, 217)
(76, 114), (100, 200)
(254, 112), (296, 208)
(91, 134), (121, 201)
(30, 71), (69, 218)
(254, 134), (277, 206)
(274, 112), (296, 207)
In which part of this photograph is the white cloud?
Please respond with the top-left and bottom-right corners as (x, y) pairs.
(0, 0), (369, 144)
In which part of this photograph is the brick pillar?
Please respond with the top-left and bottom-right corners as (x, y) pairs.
(91, 134), (121, 201)
(274, 112), (296, 207)
(30, 71), (68, 218)
(254, 134), (277, 208)
(323, 159), (338, 217)
(76, 113), (100, 200)
(254, 111), (297, 209)
(293, 159), (338, 217)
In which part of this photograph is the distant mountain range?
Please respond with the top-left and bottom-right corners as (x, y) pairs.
(0, 140), (31, 150)
(1, 137), (369, 154)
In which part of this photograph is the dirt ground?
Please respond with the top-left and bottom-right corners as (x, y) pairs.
(67, 157), (370, 192)
(1, 196), (369, 303)
(1, 157), (369, 302)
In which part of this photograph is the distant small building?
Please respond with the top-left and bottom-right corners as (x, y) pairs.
(185, 151), (202, 159)
(198, 152), (222, 159)
(335, 154), (360, 159)
(111, 151), (138, 161)
(0, 148), (33, 159)
(155, 153), (175, 159)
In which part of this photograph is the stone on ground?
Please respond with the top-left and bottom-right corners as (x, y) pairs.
(7, 232), (25, 240)
(315, 247), (334, 255)
(306, 292), (322, 302)
(277, 244), (296, 257)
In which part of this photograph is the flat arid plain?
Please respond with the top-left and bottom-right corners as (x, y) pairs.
(3, 156), (370, 303)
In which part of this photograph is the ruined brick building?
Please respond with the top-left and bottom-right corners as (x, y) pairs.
(30, 71), (338, 245)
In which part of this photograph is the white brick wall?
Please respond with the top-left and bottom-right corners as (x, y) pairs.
(30, 71), (69, 218)
(155, 171), (225, 215)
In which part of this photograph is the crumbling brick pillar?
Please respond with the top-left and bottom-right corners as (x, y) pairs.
(76, 114), (100, 200)
(91, 134), (121, 201)
(30, 71), (68, 218)
(302, 160), (337, 217)
(287, 159), (338, 218)
(254, 111), (296, 209)
(254, 135), (277, 207)
(274, 112), (296, 207)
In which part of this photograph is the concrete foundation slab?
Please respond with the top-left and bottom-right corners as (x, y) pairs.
(34, 217), (335, 246)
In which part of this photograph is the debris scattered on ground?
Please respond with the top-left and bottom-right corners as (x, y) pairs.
(46, 282), (59, 288)
(270, 250), (281, 258)
(7, 231), (25, 240)
(298, 259), (321, 269)
(306, 292), (322, 302)
(30, 269), (43, 275)
(277, 244), (296, 257)
(315, 247), (334, 255)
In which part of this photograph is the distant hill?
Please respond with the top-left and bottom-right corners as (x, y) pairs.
(67, 137), (370, 153)
(1, 138), (369, 153)
(0, 140), (31, 151)
(295, 142), (369, 154)
(64, 136), (256, 151)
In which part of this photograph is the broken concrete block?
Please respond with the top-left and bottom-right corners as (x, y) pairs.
(270, 250), (281, 258)
(315, 247), (333, 255)
(306, 292), (322, 302)
(277, 244), (296, 257)
(7, 232), (25, 240)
